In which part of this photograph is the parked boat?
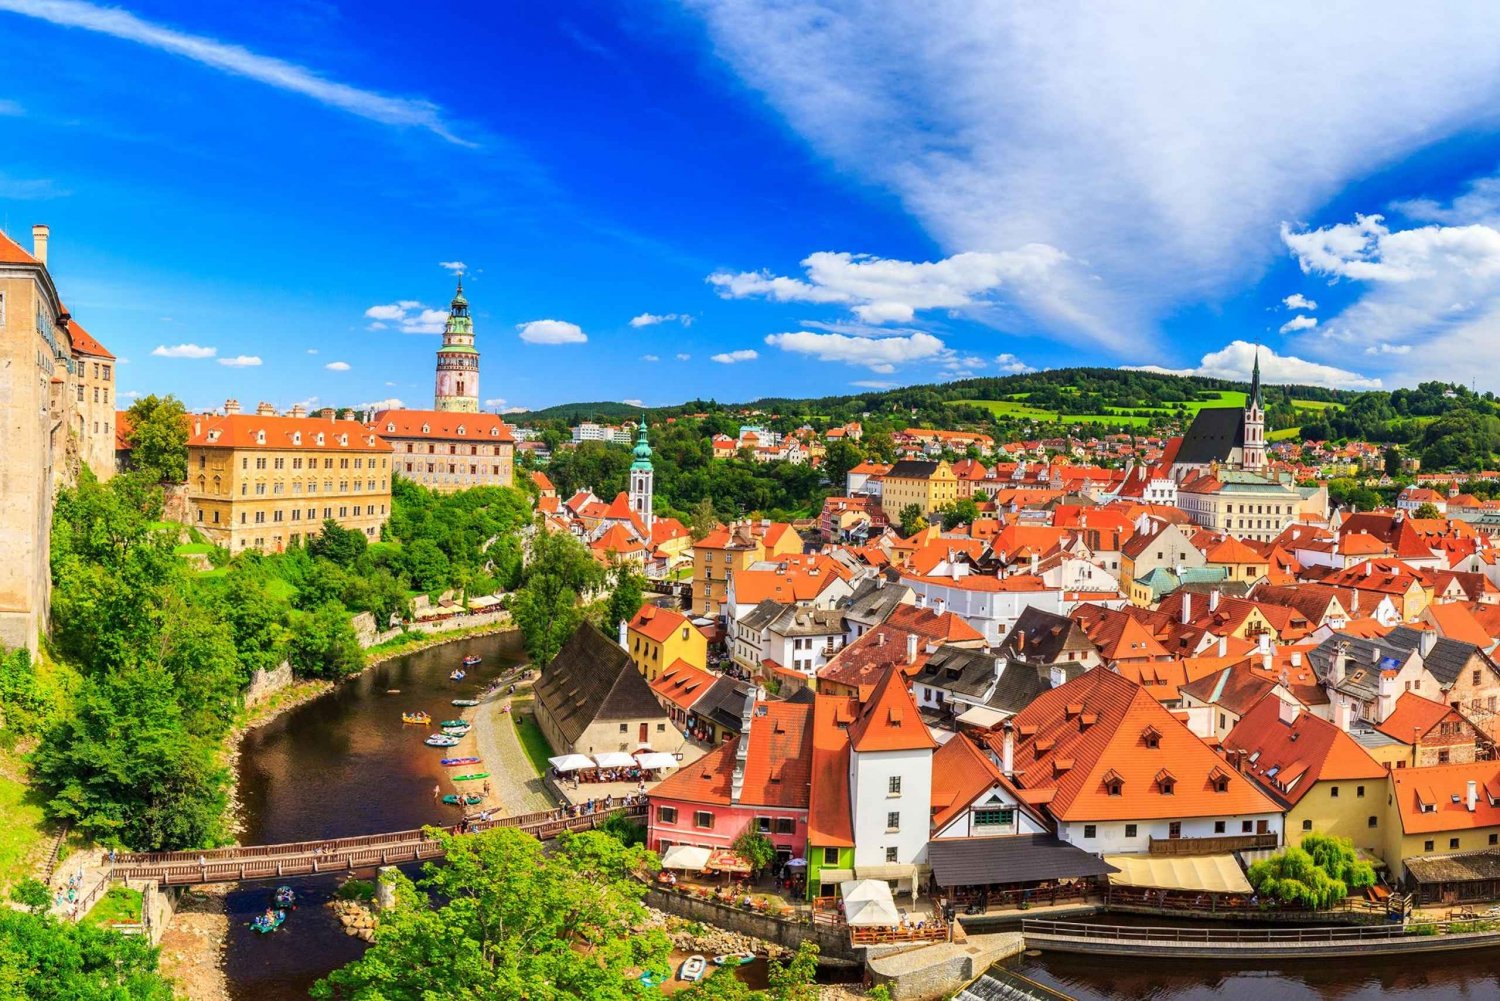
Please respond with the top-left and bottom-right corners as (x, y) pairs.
(401, 711), (431, 725)
(441, 793), (483, 806)
(712, 953), (756, 967)
(273, 886), (296, 908)
(451, 772), (490, 781)
(451, 699), (480, 707)
(439, 757), (481, 766)
(439, 719), (469, 728)
(462, 655), (482, 667)
(250, 909), (286, 934)
(680, 955), (708, 982)
(425, 735), (462, 747)
(441, 726), (471, 736)
(449, 670), (466, 682)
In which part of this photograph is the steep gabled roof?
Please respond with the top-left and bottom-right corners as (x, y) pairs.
(1376, 691), (1466, 744)
(808, 694), (858, 847)
(534, 623), (669, 747)
(848, 663), (938, 753)
(628, 602), (696, 645)
(1224, 695), (1386, 808)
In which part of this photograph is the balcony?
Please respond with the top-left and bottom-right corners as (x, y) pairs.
(1147, 832), (1278, 856)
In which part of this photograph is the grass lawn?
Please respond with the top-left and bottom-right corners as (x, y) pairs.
(173, 542), (215, 556)
(0, 770), (49, 893)
(1269, 427), (1302, 441)
(510, 707), (553, 778)
(265, 577), (297, 601)
(197, 566), (229, 578)
(83, 885), (143, 927)
(956, 390), (1244, 427)
(1292, 399), (1343, 411)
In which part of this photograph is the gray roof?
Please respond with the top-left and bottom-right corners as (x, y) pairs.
(997, 606), (1096, 665)
(691, 675), (752, 733)
(740, 598), (789, 634)
(1307, 633), (1413, 701)
(887, 459), (942, 479)
(534, 624), (669, 748)
(927, 835), (1118, 888)
(919, 646), (1003, 699)
(768, 605), (845, 637)
(986, 662), (1060, 714)
(839, 576), (913, 624)
(1385, 626), (1493, 687)
(1174, 407), (1244, 466)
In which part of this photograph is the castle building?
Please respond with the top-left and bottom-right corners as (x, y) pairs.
(629, 417), (654, 530)
(433, 279), (479, 413)
(187, 402), (393, 552)
(0, 225), (115, 653)
(1170, 348), (1269, 481)
(370, 409), (515, 492)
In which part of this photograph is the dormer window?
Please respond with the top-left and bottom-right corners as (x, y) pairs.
(1102, 769), (1124, 797)
(292, 432), (302, 445)
(1141, 725), (1161, 749)
(386, 423), (396, 433)
(1210, 767), (1231, 793)
(339, 434), (348, 446)
(316, 433), (325, 446)
(457, 425), (465, 435)
(255, 430), (266, 444)
(421, 424), (430, 434)
(490, 428), (499, 436)
(1156, 768), (1176, 795)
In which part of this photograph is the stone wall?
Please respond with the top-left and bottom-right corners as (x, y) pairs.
(243, 662), (294, 708)
(161, 483), (190, 525)
(350, 611), (379, 646)
(644, 887), (858, 962)
(865, 931), (1024, 1000)
(366, 609), (511, 647)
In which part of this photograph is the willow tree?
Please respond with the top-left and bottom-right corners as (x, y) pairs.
(1247, 834), (1372, 910)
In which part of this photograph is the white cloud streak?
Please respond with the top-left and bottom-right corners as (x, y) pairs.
(217, 354), (262, 367)
(0, 0), (471, 144)
(1282, 293), (1317, 311)
(438, 260), (466, 274)
(711, 349), (758, 364)
(152, 343), (215, 359)
(365, 301), (447, 334)
(1126, 340), (1380, 390)
(516, 319), (587, 344)
(629, 312), (692, 327)
(1278, 315), (1318, 334)
(325, 361), (351, 371)
(763, 329), (946, 373)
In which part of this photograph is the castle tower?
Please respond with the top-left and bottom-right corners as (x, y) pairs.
(1241, 347), (1266, 472)
(629, 416), (654, 530)
(434, 278), (479, 413)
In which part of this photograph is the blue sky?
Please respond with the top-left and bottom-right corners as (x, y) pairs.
(7, 2), (1500, 412)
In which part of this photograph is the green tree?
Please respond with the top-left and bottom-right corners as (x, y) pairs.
(0, 908), (178, 999)
(731, 829), (776, 875)
(898, 503), (928, 537)
(402, 537), (453, 593)
(125, 395), (189, 484)
(1413, 501), (1442, 519)
(1383, 446), (1402, 477)
(286, 602), (365, 679)
(9, 877), (50, 913)
(313, 827), (669, 1001)
(1300, 833), (1376, 894)
(604, 563), (645, 636)
(307, 519), (369, 567)
(0, 647), (53, 736)
(1247, 837), (1367, 910)
(511, 532), (604, 667)
(939, 498), (980, 530)
(688, 497), (720, 541)
(32, 669), (228, 851)
(216, 564), (291, 678)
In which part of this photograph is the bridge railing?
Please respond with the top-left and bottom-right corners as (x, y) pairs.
(1021, 918), (1415, 944)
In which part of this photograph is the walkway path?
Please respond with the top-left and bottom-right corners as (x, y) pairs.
(471, 684), (555, 816)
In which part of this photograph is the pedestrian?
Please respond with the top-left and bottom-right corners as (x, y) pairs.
(433, 783), (441, 801)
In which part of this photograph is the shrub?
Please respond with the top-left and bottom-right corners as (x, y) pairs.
(337, 878), (377, 902)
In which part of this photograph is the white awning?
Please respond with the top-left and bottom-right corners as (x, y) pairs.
(956, 705), (1009, 729)
(593, 751), (637, 769)
(1104, 854), (1253, 894)
(635, 752), (677, 770)
(547, 754), (595, 773)
(854, 863), (924, 903)
(660, 845), (714, 871)
(466, 594), (501, 610)
(840, 879), (900, 927)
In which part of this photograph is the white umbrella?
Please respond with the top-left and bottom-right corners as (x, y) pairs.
(660, 845), (714, 871)
(593, 751), (636, 769)
(635, 752), (677, 770)
(840, 879), (900, 927)
(547, 754), (595, 773)
(784, 858), (809, 868)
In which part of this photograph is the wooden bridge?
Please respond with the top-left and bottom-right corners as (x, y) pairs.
(108, 805), (646, 886)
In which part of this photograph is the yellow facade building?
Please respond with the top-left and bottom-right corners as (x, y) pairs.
(188, 402), (393, 553)
(692, 520), (802, 618)
(880, 459), (958, 522)
(625, 602), (709, 682)
(372, 409), (515, 492)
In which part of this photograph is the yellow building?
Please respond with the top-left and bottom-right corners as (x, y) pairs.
(879, 459), (958, 522)
(188, 402), (393, 553)
(371, 409), (514, 492)
(69, 319), (117, 482)
(625, 602), (708, 682)
(1384, 761), (1500, 884)
(691, 520), (802, 618)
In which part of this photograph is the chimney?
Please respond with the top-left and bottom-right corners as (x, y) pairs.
(1419, 629), (1437, 658)
(907, 632), (919, 664)
(224, 398), (241, 415)
(1332, 697), (1352, 732)
(1468, 780), (1479, 813)
(1049, 664), (1066, 688)
(1278, 699), (1301, 725)
(1030, 552), (1039, 576)
(1332, 643), (1348, 686)
(289, 403), (307, 419)
(193, 418), (202, 436)
(1181, 593), (1192, 625)
(731, 694), (755, 805)
(1217, 635), (1228, 657)
(31, 224), (48, 267)
(618, 617), (629, 651)
(1001, 720), (1015, 777)
(1209, 589), (1221, 612)
(256, 401), (276, 416)
(877, 632), (887, 648)
(936, 597), (946, 616)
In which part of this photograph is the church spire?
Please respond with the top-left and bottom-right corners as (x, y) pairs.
(1250, 346), (1263, 409)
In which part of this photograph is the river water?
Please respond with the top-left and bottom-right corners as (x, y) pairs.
(224, 630), (524, 1000)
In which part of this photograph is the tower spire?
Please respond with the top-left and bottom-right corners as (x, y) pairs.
(1250, 345), (1263, 409)
(629, 414), (654, 530)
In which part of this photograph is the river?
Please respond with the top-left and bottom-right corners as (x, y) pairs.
(224, 630), (525, 1000)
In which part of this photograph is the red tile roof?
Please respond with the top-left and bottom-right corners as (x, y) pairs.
(1375, 691), (1464, 745)
(1389, 760), (1500, 834)
(848, 663), (938, 753)
(189, 413), (392, 452)
(650, 660), (717, 713)
(1223, 695), (1386, 807)
(808, 694), (858, 846)
(371, 409), (514, 442)
(0, 228), (37, 265)
(629, 603), (697, 645)
(66, 317), (114, 360)
(648, 700), (812, 810)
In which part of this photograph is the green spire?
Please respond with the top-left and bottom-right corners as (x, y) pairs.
(631, 415), (653, 470)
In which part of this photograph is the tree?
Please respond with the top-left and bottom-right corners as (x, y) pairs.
(1413, 501), (1442, 519)
(604, 563), (645, 637)
(688, 498), (719, 541)
(402, 538), (453, 593)
(1246, 835), (1371, 910)
(313, 827), (670, 1001)
(286, 602), (365, 679)
(512, 532), (604, 667)
(0, 646), (53, 736)
(731, 829), (776, 875)
(9, 877), (49, 913)
(1383, 446), (1402, 477)
(216, 564), (291, 679)
(0, 908), (177, 1000)
(939, 498), (980, 530)
(307, 519), (368, 567)
(125, 394), (189, 484)
(1300, 833), (1376, 894)
(898, 503), (927, 537)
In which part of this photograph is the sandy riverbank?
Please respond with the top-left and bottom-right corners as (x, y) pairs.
(158, 885), (233, 1001)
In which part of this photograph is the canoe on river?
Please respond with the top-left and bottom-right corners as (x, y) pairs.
(451, 699), (480, 707)
(440, 757), (481, 766)
(452, 772), (490, 781)
(442, 793), (483, 806)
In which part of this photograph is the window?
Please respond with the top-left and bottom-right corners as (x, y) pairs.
(1439, 749), (1451, 764)
(886, 811), (900, 832)
(693, 812), (713, 830)
(1330, 786), (1339, 798)
(974, 808), (1014, 828)
(1475, 669), (1483, 687)
(1242, 821), (1253, 833)
(656, 806), (677, 825)
(1490, 834), (1498, 846)
(1425, 840), (1435, 852)
(1168, 821), (1182, 839)
(619, 724), (628, 734)
(757, 817), (771, 834)
(1124, 824), (1137, 839)
(1302, 819), (1313, 832)
(775, 818), (795, 835)
(823, 847), (839, 865)
(1368, 816), (1378, 828)
(885, 847), (898, 863)
(888, 775), (902, 796)
(1451, 838), (1462, 850)
(1214, 821), (1226, 834)
(1083, 825), (1097, 839)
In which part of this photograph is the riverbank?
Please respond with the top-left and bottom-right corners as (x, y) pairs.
(158, 885), (232, 1001)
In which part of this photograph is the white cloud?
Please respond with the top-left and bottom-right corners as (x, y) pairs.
(763, 330), (946, 373)
(1282, 293), (1318, 311)
(361, 397), (403, 411)
(1365, 343), (1412, 355)
(685, 2), (1500, 348)
(325, 361), (351, 372)
(1125, 340), (1380, 390)
(516, 319), (587, 344)
(629, 312), (692, 327)
(711, 349), (759, 364)
(710, 248), (1072, 329)
(994, 353), (1033, 373)
(306, 348), (318, 354)
(121, 389), (141, 400)
(364, 301), (447, 334)
(438, 260), (466, 274)
(152, 343), (215, 359)
(217, 354), (262, 367)
(622, 398), (644, 407)
(1278, 315), (1318, 334)
(641, 354), (660, 362)
(851, 380), (895, 389)
(1, 0), (471, 145)
(484, 397), (508, 409)
(675, 353), (692, 361)
(384, 381), (398, 387)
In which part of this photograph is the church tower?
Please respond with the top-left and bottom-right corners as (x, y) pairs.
(629, 416), (654, 530)
(1241, 347), (1266, 472)
(434, 279), (479, 413)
